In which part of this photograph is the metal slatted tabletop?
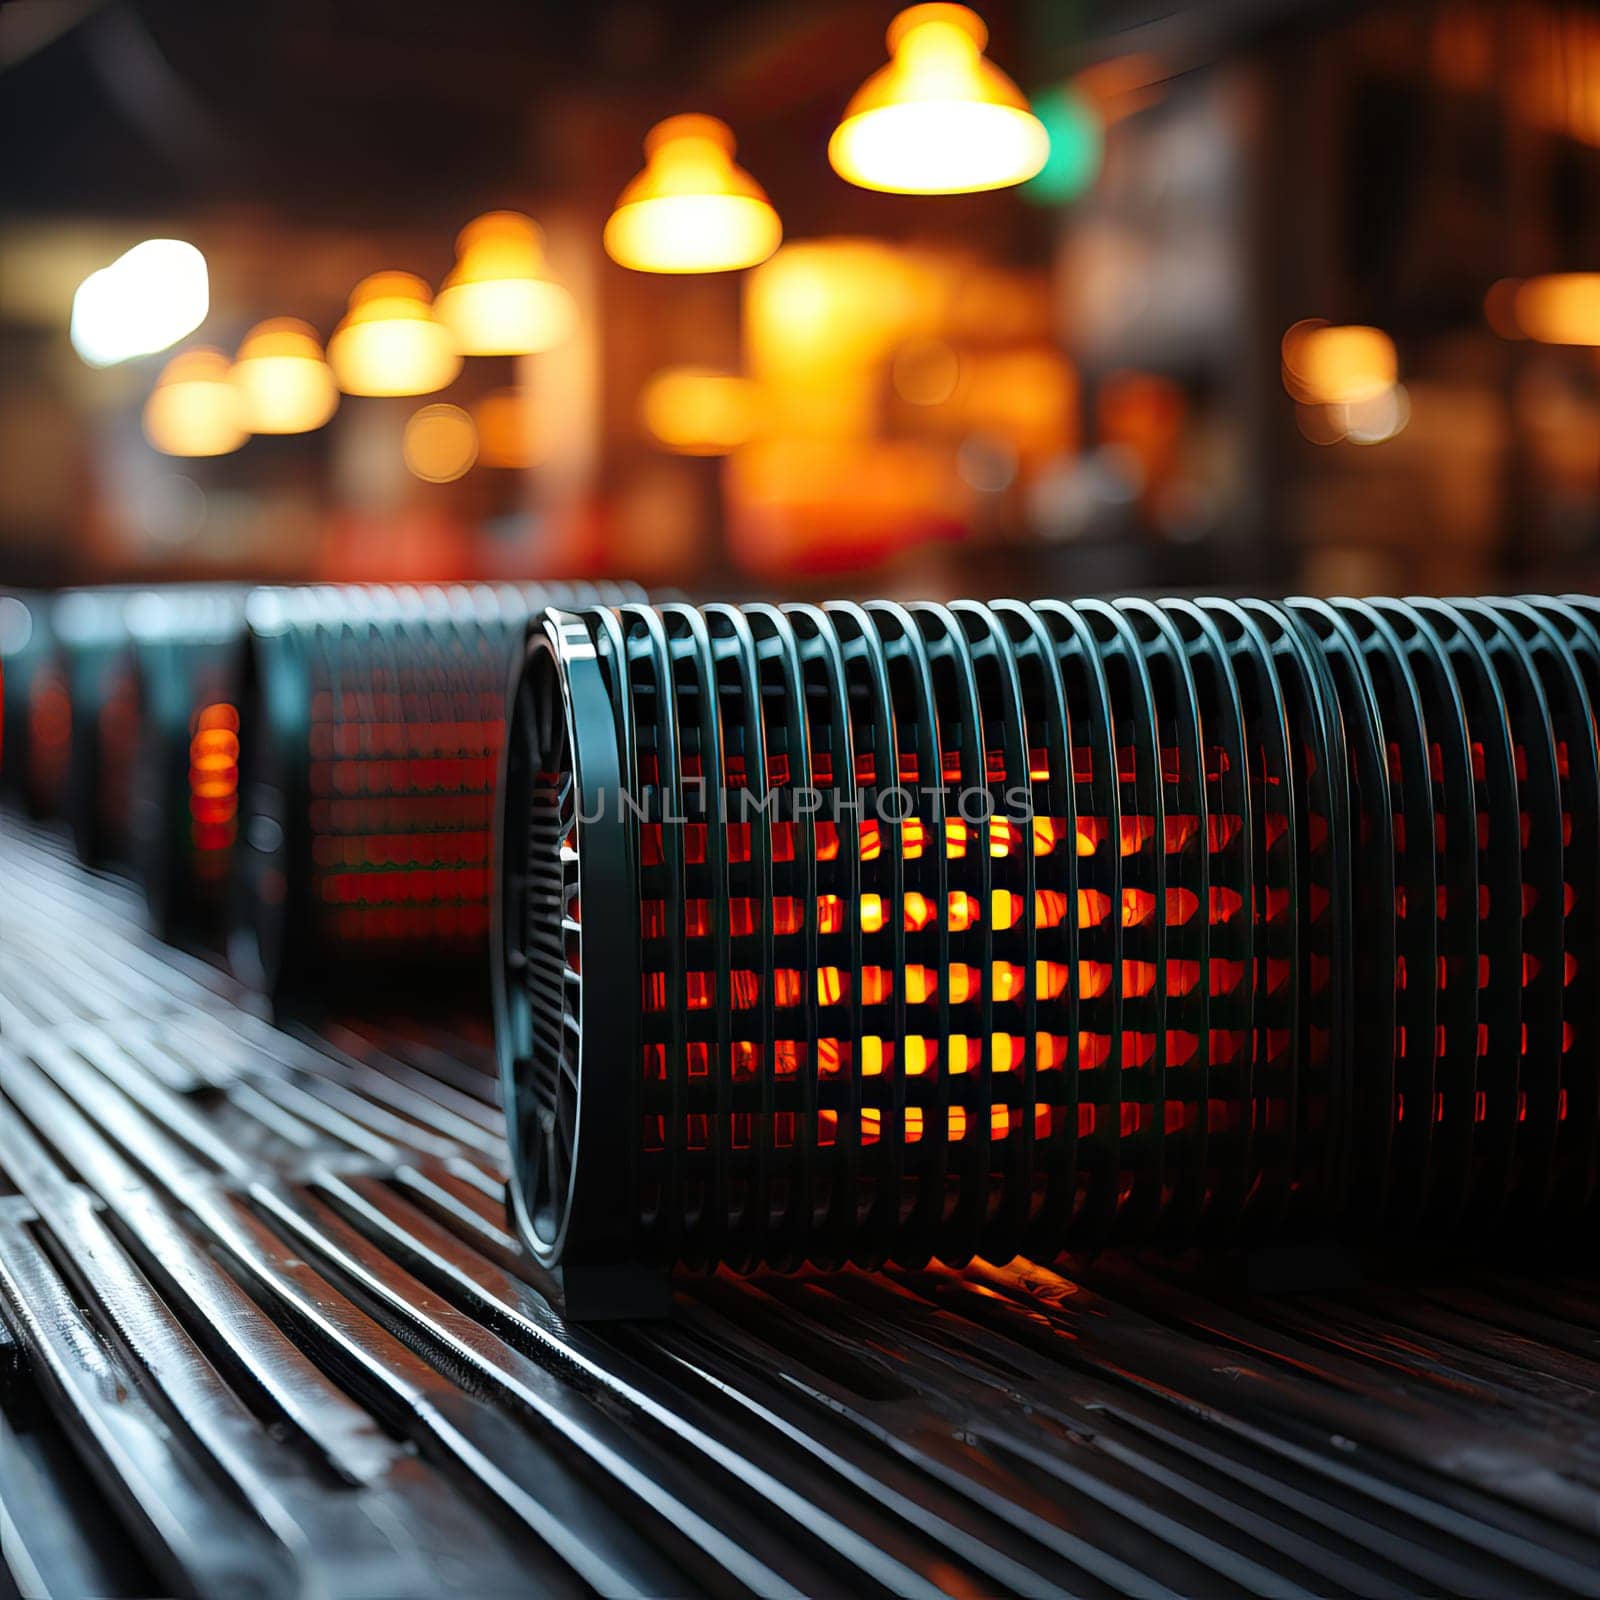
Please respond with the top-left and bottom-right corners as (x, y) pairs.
(2, 820), (1599, 1599)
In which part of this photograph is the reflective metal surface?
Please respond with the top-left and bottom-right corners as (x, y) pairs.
(2, 820), (1599, 1598)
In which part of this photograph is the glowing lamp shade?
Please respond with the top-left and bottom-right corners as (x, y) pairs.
(231, 319), (339, 434)
(328, 272), (461, 397)
(1281, 321), (1398, 405)
(604, 115), (782, 274)
(1514, 274), (1600, 346)
(435, 212), (578, 356)
(641, 367), (761, 455)
(143, 348), (247, 457)
(71, 239), (209, 368)
(829, 4), (1049, 195)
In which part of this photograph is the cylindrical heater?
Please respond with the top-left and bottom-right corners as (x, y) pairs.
(125, 589), (248, 942)
(232, 580), (644, 1009)
(52, 589), (143, 867)
(0, 591), (68, 820)
(494, 596), (1598, 1317)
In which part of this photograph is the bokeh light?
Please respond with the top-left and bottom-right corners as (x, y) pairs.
(328, 272), (461, 396)
(189, 701), (240, 855)
(962, 346), (1075, 454)
(435, 212), (577, 355)
(70, 240), (209, 368)
(829, 4), (1050, 195)
(0, 594), (33, 656)
(231, 318), (339, 434)
(748, 241), (932, 385)
(1282, 321), (1398, 404)
(1295, 403), (1347, 446)
(403, 402), (478, 481)
(892, 338), (961, 405)
(474, 388), (541, 469)
(134, 474), (207, 545)
(1024, 85), (1103, 204)
(1483, 278), (1525, 340)
(1296, 385), (1410, 446)
(143, 348), (248, 457)
(1343, 383), (1410, 444)
(955, 431), (1018, 492)
(641, 367), (761, 454)
(604, 115), (782, 274)
(1514, 273), (1600, 345)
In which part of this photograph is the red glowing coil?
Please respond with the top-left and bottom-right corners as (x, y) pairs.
(232, 581), (644, 1005)
(497, 594), (1598, 1311)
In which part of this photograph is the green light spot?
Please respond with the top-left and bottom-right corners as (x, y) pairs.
(1025, 87), (1102, 206)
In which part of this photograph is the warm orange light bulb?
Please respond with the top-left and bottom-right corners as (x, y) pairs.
(231, 318), (339, 434)
(435, 212), (577, 355)
(829, 4), (1049, 194)
(143, 347), (247, 456)
(605, 114), (782, 274)
(328, 272), (461, 397)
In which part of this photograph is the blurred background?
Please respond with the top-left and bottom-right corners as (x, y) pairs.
(0, 0), (1596, 601)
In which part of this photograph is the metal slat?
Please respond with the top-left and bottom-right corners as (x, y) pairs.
(0, 1081), (454, 1600)
(5, 803), (1600, 1600)
(290, 1169), (931, 1597)
(6, 1028), (651, 1597)
(0, 1216), (301, 1600)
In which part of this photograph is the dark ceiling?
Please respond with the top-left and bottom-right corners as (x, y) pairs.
(1, 0), (1350, 235)
(0, 0), (827, 223)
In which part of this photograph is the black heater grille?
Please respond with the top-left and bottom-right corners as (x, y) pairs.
(494, 596), (1599, 1314)
(0, 591), (66, 819)
(125, 589), (248, 942)
(233, 581), (642, 1009)
(51, 589), (142, 868)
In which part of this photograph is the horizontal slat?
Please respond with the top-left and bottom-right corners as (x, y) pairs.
(2, 815), (1599, 1600)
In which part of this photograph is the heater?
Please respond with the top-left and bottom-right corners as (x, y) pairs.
(494, 596), (1598, 1316)
(0, 591), (66, 820)
(124, 589), (248, 942)
(232, 580), (643, 1007)
(50, 588), (142, 867)
(19, 587), (251, 929)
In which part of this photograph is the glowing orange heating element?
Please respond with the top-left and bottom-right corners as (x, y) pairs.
(190, 702), (240, 856)
(555, 593), (1597, 1298)
(28, 670), (71, 806)
(308, 678), (504, 948)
